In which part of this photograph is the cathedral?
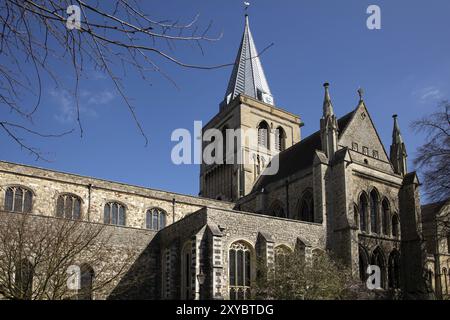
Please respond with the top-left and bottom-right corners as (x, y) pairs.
(0, 15), (448, 300)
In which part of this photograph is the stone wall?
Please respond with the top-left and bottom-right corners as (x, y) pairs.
(0, 161), (234, 229)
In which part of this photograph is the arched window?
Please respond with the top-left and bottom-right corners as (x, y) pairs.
(146, 208), (167, 231)
(359, 246), (370, 282)
(15, 259), (33, 299)
(388, 250), (400, 289)
(103, 202), (126, 226)
(392, 214), (400, 238)
(371, 247), (386, 289)
(229, 241), (252, 300)
(79, 264), (94, 300)
(275, 127), (286, 152)
(270, 201), (285, 218)
(257, 121), (269, 149)
(381, 199), (390, 235)
(56, 194), (81, 220)
(370, 190), (379, 234)
(359, 193), (369, 232)
(5, 186), (33, 213)
(299, 191), (314, 222)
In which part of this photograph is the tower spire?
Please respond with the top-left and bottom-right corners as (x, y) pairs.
(320, 82), (339, 159)
(323, 82), (334, 116)
(223, 14), (273, 106)
(390, 114), (408, 175)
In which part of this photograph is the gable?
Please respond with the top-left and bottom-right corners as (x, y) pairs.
(339, 103), (393, 172)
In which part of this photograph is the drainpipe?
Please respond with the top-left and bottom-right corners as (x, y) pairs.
(87, 184), (93, 222)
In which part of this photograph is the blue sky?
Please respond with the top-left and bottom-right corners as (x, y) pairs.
(2, 0), (450, 198)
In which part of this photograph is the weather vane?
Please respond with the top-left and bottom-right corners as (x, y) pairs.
(244, 2), (250, 11)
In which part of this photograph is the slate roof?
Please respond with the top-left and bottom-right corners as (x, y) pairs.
(252, 109), (356, 192)
(224, 15), (272, 104)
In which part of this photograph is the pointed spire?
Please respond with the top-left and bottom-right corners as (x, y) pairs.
(320, 82), (338, 159)
(392, 114), (403, 144)
(223, 14), (273, 106)
(390, 114), (408, 176)
(323, 82), (334, 116)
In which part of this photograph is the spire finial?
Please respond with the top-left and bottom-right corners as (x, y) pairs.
(323, 82), (333, 116)
(357, 87), (364, 101)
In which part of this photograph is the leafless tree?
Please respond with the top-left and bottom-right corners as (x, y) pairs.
(0, 0), (235, 160)
(0, 211), (147, 300)
(254, 250), (367, 300)
(412, 101), (450, 203)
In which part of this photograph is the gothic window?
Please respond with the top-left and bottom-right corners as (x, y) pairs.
(388, 250), (400, 289)
(370, 190), (379, 234)
(381, 199), (390, 235)
(79, 264), (94, 300)
(146, 208), (167, 231)
(275, 127), (286, 152)
(270, 201), (285, 218)
(371, 248), (386, 289)
(359, 246), (369, 282)
(257, 121), (269, 149)
(5, 186), (33, 213)
(359, 193), (369, 232)
(299, 191), (314, 223)
(56, 194), (82, 220)
(15, 259), (33, 299)
(392, 214), (400, 238)
(373, 150), (379, 159)
(362, 146), (369, 155)
(103, 202), (126, 226)
(352, 142), (358, 151)
(229, 241), (252, 300)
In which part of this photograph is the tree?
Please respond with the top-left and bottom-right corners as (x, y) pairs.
(0, 211), (144, 300)
(0, 0), (225, 160)
(254, 250), (365, 300)
(412, 101), (450, 203)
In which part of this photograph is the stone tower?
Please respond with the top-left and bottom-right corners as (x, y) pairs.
(199, 15), (301, 201)
(390, 114), (408, 176)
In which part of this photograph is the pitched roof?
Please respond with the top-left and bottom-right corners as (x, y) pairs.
(251, 109), (356, 192)
(224, 15), (272, 105)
